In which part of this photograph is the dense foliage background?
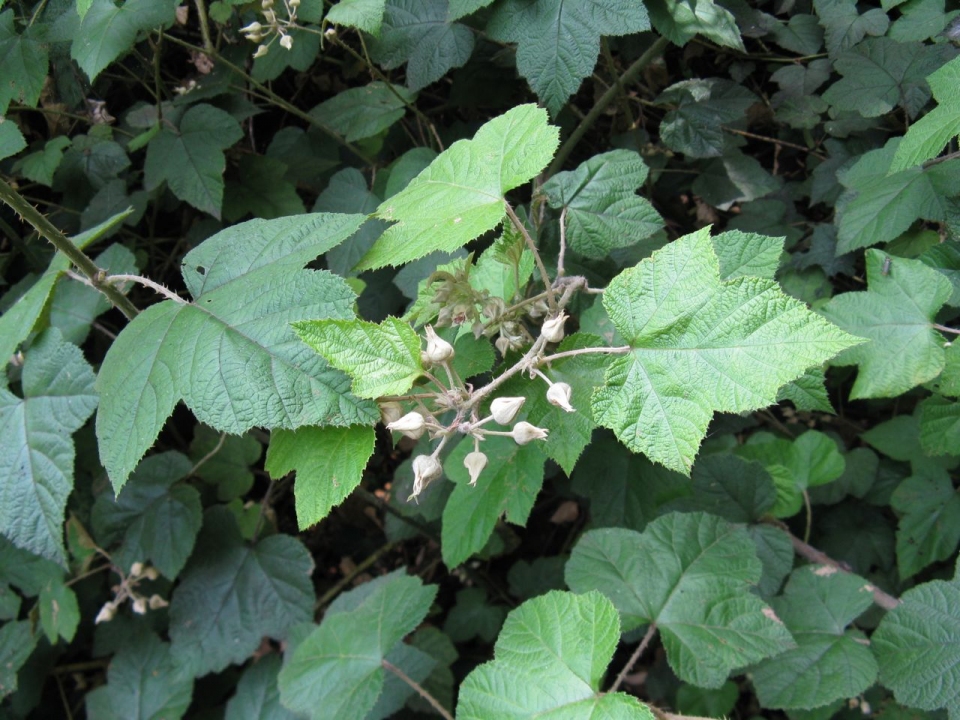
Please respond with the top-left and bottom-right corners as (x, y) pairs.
(2, 0), (960, 718)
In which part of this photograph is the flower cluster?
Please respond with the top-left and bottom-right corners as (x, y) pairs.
(95, 561), (168, 623)
(239, 0), (300, 58)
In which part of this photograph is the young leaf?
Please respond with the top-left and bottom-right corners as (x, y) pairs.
(96, 214), (379, 491)
(356, 104), (559, 269)
(311, 82), (416, 142)
(0, 329), (97, 563)
(777, 367), (835, 413)
(486, 0), (650, 116)
(0, 10), (49, 112)
(325, 0), (387, 36)
(292, 316), (423, 399)
(872, 558), (960, 717)
(278, 570), (437, 720)
(265, 425), (376, 529)
(646, 0), (745, 51)
(890, 465), (960, 579)
(457, 590), (655, 720)
(169, 507), (315, 677)
(820, 250), (952, 399)
(144, 104), (243, 219)
(367, 0), (474, 91)
(750, 565), (877, 709)
(892, 56), (960, 171)
(591, 227), (860, 474)
(542, 150), (664, 260)
(90, 452), (201, 579)
(565, 512), (795, 688)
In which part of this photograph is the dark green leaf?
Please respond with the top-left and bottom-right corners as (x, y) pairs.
(0, 621), (37, 698)
(0, 11), (49, 112)
(223, 155), (306, 221)
(891, 466), (960, 579)
(443, 587), (505, 642)
(647, 0), (744, 50)
(225, 655), (298, 720)
(311, 82), (416, 142)
(813, 0), (889, 55)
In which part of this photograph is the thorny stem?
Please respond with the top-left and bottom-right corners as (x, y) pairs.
(464, 336), (548, 411)
(0, 179), (139, 319)
(107, 274), (187, 304)
(610, 622), (657, 693)
(504, 203), (558, 313)
(383, 660), (454, 720)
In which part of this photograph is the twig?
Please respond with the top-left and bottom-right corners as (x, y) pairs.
(923, 149), (960, 169)
(107, 274), (186, 304)
(934, 323), (960, 335)
(189, 432), (227, 475)
(722, 126), (825, 159)
(383, 659), (454, 720)
(538, 345), (630, 364)
(557, 207), (568, 278)
(504, 203), (557, 313)
(610, 622), (657, 693)
(0, 179), (139, 319)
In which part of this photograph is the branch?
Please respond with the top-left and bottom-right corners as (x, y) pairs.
(382, 659), (454, 720)
(538, 345), (630, 364)
(107, 274), (186, 304)
(504, 202), (557, 313)
(610, 622), (657, 693)
(0, 179), (139, 319)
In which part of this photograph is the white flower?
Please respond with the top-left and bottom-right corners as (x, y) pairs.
(540, 313), (566, 343)
(546, 382), (574, 413)
(424, 325), (454, 364)
(510, 421), (549, 445)
(387, 411), (426, 439)
(490, 396), (525, 425)
(410, 455), (443, 500)
(463, 451), (487, 486)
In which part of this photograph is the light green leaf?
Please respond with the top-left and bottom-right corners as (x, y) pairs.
(542, 150), (663, 260)
(144, 103), (243, 218)
(0, 11), (48, 113)
(39, 577), (80, 644)
(646, 0), (744, 51)
(357, 104), (558, 269)
(223, 155), (306, 221)
(91, 452), (201, 579)
(367, 0), (474, 91)
(96, 214), (378, 491)
(458, 590), (654, 720)
(0, 621), (36, 698)
(0, 116), (25, 161)
(893, 56), (960, 171)
(442, 434), (547, 568)
(566, 512), (795, 688)
(919, 394), (960, 456)
(293, 317), (423, 399)
(278, 570), (437, 720)
(311, 82), (416, 142)
(750, 565), (877, 709)
(891, 466), (960, 579)
(226, 655), (298, 720)
(872, 558), (960, 717)
(778, 367), (835, 413)
(71, 0), (178, 82)
(325, 0), (387, 36)
(487, 0), (650, 116)
(591, 228), (860, 474)
(84, 633), (193, 720)
(0, 330), (97, 563)
(813, 0), (889, 55)
(711, 229), (784, 280)
(265, 425), (375, 529)
(169, 507), (315, 676)
(76, 0), (93, 18)
(656, 79), (759, 158)
(821, 250), (952, 399)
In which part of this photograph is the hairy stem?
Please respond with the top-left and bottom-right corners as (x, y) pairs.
(504, 203), (557, 313)
(107, 274), (186, 304)
(538, 345), (630, 364)
(610, 622), (657, 693)
(383, 660), (454, 720)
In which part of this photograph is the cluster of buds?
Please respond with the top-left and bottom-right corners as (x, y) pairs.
(95, 561), (168, 624)
(239, 0), (299, 58)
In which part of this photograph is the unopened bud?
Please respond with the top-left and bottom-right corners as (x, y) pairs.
(424, 325), (454, 364)
(261, 0), (273, 8)
(132, 597), (147, 615)
(289, 0), (300, 6)
(379, 401), (404, 425)
(546, 382), (574, 412)
(464, 451), (487, 486)
(511, 421), (549, 445)
(143, 566), (159, 581)
(130, 561), (144, 577)
(252, 44), (269, 58)
(387, 411), (426, 439)
(279, 33), (293, 50)
(148, 594), (168, 610)
(95, 602), (117, 624)
(410, 455), (443, 500)
(240, 21), (262, 35)
(541, 313), (566, 343)
(490, 396), (525, 425)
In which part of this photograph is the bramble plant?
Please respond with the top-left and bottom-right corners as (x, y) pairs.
(2, 0), (960, 719)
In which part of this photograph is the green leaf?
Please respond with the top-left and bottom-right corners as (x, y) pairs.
(0, 116), (25, 161)
(96, 214), (378, 491)
(748, 524), (795, 598)
(448, 0), (491, 20)
(919, 394), (960, 456)
(891, 466), (960, 579)
(889, 0), (947, 41)
(646, 0), (744, 51)
(265, 425), (375, 529)
(357, 104), (558, 269)
(667, 453), (777, 523)
(820, 250), (952, 399)
(71, 0), (178, 82)
(778, 367), (835, 413)
(313, 168), (387, 277)
(225, 655), (298, 720)
(367, 0), (474, 91)
(591, 227), (860, 474)
(311, 82), (416, 142)
(442, 434), (547, 568)
(223, 155), (306, 221)
(189, 425), (261, 501)
(293, 317), (422, 399)
(457, 590), (655, 720)
(822, 38), (955, 119)
(487, 0), (650, 116)
(169, 507), (315, 676)
(39, 577), (80, 644)
(325, 0), (387, 36)
(711, 229), (784, 281)
(278, 570), (437, 720)
(750, 565), (877, 709)
(813, 0), (889, 55)
(91, 452), (201, 579)
(566, 512), (795, 688)
(872, 558), (960, 717)
(443, 587), (505, 642)
(771, 14), (824, 55)
(0, 329), (97, 563)
(0, 11), (49, 113)
(920, 240), (960, 308)
(656, 79), (759, 158)
(892, 56), (960, 171)
(0, 621), (36, 698)
(144, 103), (243, 218)
(84, 633), (193, 720)
(693, 146), (782, 209)
(676, 681), (739, 718)
(251, 27), (321, 83)
(542, 150), (663, 260)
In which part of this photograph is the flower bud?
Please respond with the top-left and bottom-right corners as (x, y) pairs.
(410, 455), (443, 500)
(95, 601), (117, 624)
(279, 33), (293, 50)
(510, 421), (549, 445)
(546, 382), (574, 412)
(261, 0), (273, 7)
(541, 313), (566, 343)
(148, 594), (169, 610)
(424, 325), (454, 364)
(387, 411), (426, 439)
(378, 401), (403, 425)
(490, 396), (525, 425)
(463, 451), (487, 486)
(252, 44), (269, 58)
(132, 596), (147, 615)
(289, 0), (300, 7)
(240, 21), (262, 35)
(130, 561), (144, 577)
(143, 566), (159, 581)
